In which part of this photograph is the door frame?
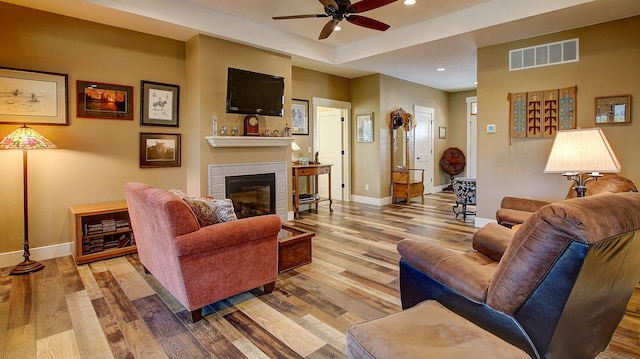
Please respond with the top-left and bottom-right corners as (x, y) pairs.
(312, 97), (351, 202)
(414, 105), (435, 194)
(466, 96), (477, 178)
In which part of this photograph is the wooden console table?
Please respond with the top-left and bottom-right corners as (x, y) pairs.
(292, 164), (333, 219)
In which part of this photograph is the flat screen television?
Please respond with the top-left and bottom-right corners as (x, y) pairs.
(226, 67), (285, 117)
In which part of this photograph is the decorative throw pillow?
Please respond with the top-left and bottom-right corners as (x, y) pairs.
(169, 188), (189, 199)
(182, 197), (237, 227)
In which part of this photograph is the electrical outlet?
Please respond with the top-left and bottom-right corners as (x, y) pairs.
(308, 146), (312, 153)
(365, 184), (369, 191)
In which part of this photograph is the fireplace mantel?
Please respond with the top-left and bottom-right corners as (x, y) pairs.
(205, 136), (293, 148)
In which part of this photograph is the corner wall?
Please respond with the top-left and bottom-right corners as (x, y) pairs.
(476, 15), (640, 219)
(0, 3), (186, 258)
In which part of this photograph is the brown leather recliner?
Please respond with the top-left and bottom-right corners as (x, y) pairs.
(396, 192), (640, 358)
(496, 173), (637, 227)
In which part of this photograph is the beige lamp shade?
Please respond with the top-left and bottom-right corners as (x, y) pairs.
(544, 128), (620, 174)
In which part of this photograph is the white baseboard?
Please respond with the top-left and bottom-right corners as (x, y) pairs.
(351, 194), (391, 206)
(0, 242), (73, 269)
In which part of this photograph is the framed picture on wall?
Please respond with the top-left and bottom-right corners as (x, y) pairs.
(356, 113), (374, 142)
(139, 132), (181, 168)
(77, 80), (134, 120)
(0, 66), (69, 125)
(291, 98), (309, 135)
(140, 80), (180, 127)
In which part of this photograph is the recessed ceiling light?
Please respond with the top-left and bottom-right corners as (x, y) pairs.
(404, 0), (416, 5)
(437, 67), (446, 72)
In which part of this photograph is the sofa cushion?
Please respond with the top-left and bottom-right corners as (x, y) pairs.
(182, 197), (237, 227)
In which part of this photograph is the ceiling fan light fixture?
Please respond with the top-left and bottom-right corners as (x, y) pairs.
(335, 25), (342, 31)
(404, 0), (416, 5)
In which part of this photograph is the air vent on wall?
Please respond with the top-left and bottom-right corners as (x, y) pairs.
(510, 38), (578, 71)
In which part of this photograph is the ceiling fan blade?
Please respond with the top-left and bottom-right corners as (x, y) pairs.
(319, 0), (339, 11)
(346, 0), (398, 14)
(345, 15), (390, 31)
(319, 19), (340, 40)
(273, 14), (328, 20)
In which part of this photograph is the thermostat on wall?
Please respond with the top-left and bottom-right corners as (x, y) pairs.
(487, 124), (497, 133)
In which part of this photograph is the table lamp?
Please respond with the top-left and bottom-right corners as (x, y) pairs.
(1, 125), (56, 275)
(543, 128), (620, 197)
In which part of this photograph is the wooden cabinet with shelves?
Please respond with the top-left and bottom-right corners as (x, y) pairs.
(69, 200), (136, 264)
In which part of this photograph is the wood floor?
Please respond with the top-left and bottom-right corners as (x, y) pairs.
(0, 192), (638, 358)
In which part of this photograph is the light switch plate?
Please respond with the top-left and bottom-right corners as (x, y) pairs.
(487, 124), (496, 133)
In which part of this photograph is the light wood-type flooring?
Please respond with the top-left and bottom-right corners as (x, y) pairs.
(0, 192), (638, 358)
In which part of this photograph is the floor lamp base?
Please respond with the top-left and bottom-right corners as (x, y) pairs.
(10, 259), (45, 275)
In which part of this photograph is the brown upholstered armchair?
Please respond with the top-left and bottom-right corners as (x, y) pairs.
(496, 173), (637, 227)
(394, 192), (640, 358)
(392, 166), (424, 204)
(124, 182), (281, 322)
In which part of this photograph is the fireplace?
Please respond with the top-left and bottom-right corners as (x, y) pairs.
(225, 173), (275, 219)
(208, 162), (287, 222)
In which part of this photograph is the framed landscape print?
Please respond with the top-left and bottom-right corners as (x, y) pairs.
(0, 67), (69, 125)
(140, 80), (180, 127)
(139, 132), (181, 168)
(291, 98), (309, 135)
(77, 80), (133, 120)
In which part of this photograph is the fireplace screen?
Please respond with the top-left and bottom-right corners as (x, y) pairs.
(225, 173), (276, 219)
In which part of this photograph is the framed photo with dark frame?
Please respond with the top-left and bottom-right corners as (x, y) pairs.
(356, 113), (373, 142)
(77, 80), (133, 120)
(291, 98), (309, 135)
(0, 66), (69, 125)
(140, 80), (180, 127)
(139, 132), (181, 168)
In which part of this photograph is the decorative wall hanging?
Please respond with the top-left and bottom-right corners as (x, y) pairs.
(356, 113), (373, 142)
(77, 80), (133, 120)
(509, 86), (576, 138)
(595, 95), (631, 124)
(139, 132), (181, 168)
(0, 67), (69, 125)
(291, 98), (309, 135)
(140, 80), (179, 127)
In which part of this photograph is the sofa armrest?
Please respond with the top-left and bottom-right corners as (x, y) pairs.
(397, 239), (495, 302)
(472, 223), (515, 261)
(173, 214), (281, 257)
(500, 196), (550, 213)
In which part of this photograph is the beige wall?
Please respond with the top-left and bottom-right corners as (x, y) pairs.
(476, 16), (640, 219)
(0, 3), (187, 254)
(186, 35), (293, 196)
(380, 75), (451, 192)
(291, 66), (351, 162)
(350, 74), (452, 199)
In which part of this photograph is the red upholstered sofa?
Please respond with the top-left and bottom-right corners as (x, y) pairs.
(124, 182), (281, 322)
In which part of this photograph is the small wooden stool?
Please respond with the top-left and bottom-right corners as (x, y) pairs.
(346, 300), (529, 359)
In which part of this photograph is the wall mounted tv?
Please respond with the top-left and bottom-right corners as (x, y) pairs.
(226, 67), (285, 117)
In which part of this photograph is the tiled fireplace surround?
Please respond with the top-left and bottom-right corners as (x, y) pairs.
(208, 162), (287, 222)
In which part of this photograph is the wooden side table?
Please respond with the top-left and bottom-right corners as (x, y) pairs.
(278, 224), (315, 272)
(292, 164), (334, 219)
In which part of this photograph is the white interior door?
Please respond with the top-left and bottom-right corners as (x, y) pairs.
(414, 105), (435, 194)
(466, 96), (477, 178)
(316, 106), (343, 200)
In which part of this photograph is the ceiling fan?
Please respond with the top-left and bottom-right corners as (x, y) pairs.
(273, 0), (398, 40)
